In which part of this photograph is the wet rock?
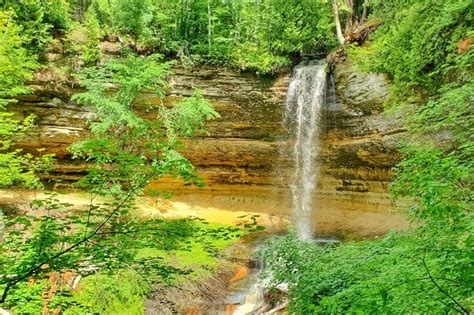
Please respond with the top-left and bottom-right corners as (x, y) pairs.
(333, 59), (389, 115)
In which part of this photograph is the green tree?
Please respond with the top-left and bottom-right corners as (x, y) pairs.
(0, 53), (221, 304)
(1, 0), (71, 51)
(77, 0), (338, 72)
(111, 0), (153, 42)
(0, 10), (53, 187)
(0, 11), (37, 107)
(0, 11), (54, 292)
(65, 8), (102, 65)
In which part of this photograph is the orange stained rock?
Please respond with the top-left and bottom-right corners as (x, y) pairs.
(225, 304), (238, 315)
(229, 265), (249, 284)
(183, 307), (201, 315)
(42, 273), (59, 315)
(458, 37), (474, 54)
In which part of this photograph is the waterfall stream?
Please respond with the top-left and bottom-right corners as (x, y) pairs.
(200, 61), (329, 315)
(221, 61), (329, 314)
(285, 60), (327, 240)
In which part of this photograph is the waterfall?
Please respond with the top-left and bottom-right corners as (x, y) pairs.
(285, 60), (327, 240)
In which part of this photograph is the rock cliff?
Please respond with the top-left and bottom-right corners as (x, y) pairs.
(317, 52), (407, 236)
(9, 47), (408, 238)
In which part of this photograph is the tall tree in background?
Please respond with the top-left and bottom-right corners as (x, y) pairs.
(332, 0), (345, 44)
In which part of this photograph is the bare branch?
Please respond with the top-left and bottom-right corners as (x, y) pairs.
(421, 256), (469, 314)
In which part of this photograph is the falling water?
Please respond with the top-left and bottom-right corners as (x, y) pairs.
(285, 60), (327, 240)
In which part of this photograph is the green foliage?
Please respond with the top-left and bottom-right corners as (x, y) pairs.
(256, 0), (336, 56)
(409, 80), (474, 147)
(168, 0), (336, 72)
(262, 233), (473, 314)
(0, 53), (222, 308)
(231, 42), (292, 74)
(82, 9), (102, 64)
(65, 10), (102, 65)
(61, 0), (337, 73)
(392, 146), (472, 224)
(88, 0), (113, 31)
(64, 270), (147, 315)
(1, 217), (243, 312)
(0, 11), (38, 106)
(2, 280), (46, 314)
(163, 90), (220, 143)
(1, 0), (337, 72)
(349, 0), (473, 96)
(44, 0), (72, 31)
(70, 54), (219, 195)
(0, 113), (54, 188)
(1, 0), (51, 51)
(1, 0), (71, 51)
(351, 1), (473, 280)
(0, 11), (54, 188)
(348, 0), (473, 252)
(110, 0), (153, 41)
(0, 191), (245, 311)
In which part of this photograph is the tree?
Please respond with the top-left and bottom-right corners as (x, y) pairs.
(0, 53), (221, 304)
(1, 0), (71, 51)
(344, 0), (354, 36)
(0, 10), (53, 188)
(111, 0), (153, 42)
(332, 0), (345, 45)
(0, 11), (38, 107)
(0, 9), (53, 259)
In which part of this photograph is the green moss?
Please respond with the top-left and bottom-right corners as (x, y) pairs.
(136, 222), (239, 280)
(63, 270), (147, 315)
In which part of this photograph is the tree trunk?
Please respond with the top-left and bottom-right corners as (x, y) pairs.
(344, 0), (354, 37)
(332, 0), (345, 45)
(182, 0), (189, 39)
(0, 208), (4, 244)
(207, 0), (212, 52)
(361, 0), (369, 23)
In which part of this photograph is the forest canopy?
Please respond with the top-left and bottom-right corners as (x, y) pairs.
(1, 0), (342, 73)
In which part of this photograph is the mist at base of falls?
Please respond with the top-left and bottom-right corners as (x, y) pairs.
(284, 60), (328, 241)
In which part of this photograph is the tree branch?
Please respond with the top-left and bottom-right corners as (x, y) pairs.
(421, 256), (469, 314)
(0, 174), (152, 304)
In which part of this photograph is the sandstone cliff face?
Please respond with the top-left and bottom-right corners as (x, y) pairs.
(9, 48), (408, 238)
(316, 53), (407, 236)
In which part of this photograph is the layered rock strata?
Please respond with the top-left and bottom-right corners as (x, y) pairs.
(9, 48), (408, 237)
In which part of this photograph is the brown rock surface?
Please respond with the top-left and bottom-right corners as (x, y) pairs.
(8, 52), (408, 238)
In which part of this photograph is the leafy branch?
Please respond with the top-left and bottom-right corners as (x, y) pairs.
(0, 174), (150, 303)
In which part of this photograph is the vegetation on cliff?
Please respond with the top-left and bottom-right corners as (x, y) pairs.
(0, 10), (53, 188)
(1, 0), (341, 73)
